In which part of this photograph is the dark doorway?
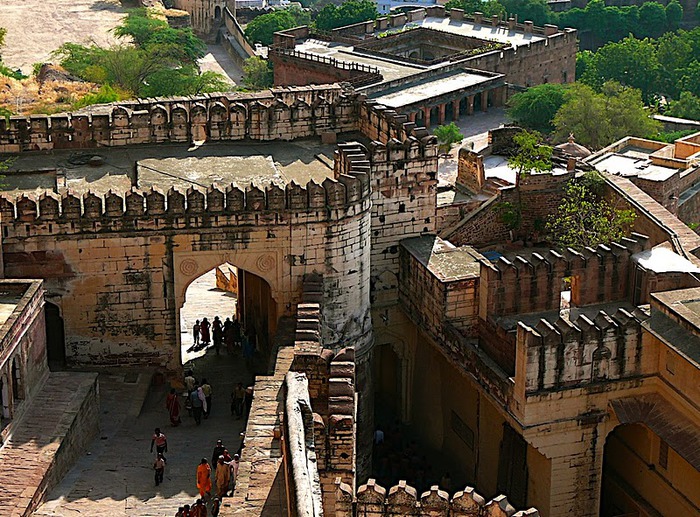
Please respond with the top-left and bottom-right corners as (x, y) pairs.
(11, 358), (21, 400)
(45, 302), (66, 370)
(214, 6), (222, 19)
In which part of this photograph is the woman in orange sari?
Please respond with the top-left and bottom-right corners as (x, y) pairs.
(166, 388), (181, 426)
(196, 458), (212, 499)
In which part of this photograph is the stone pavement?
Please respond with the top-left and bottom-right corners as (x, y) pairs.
(33, 351), (253, 517)
(0, 372), (98, 516)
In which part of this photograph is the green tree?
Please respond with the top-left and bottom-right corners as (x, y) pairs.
(500, 0), (551, 26)
(508, 130), (553, 177)
(315, 0), (377, 31)
(244, 8), (310, 46)
(580, 36), (660, 103)
(546, 171), (636, 250)
(637, 2), (666, 38)
(666, 0), (684, 30)
(666, 91), (700, 120)
(656, 32), (693, 98)
(433, 122), (464, 154)
(507, 83), (568, 133)
(553, 82), (660, 150)
(242, 56), (274, 90)
(444, 0), (505, 16)
(113, 8), (169, 47)
(680, 60), (700, 98)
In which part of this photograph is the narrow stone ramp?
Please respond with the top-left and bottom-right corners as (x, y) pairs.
(0, 371), (98, 516)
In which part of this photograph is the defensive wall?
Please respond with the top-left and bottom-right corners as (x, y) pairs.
(395, 227), (700, 516)
(221, 6), (256, 66)
(0, 86), (358, 153)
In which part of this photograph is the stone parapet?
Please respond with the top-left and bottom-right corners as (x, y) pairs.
(334, 478), (540, 516)
(0, 86), (359, 153)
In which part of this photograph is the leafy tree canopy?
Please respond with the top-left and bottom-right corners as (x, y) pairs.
(508, 130), (553, 177)
(315, 0), (377, 32)
(666, 91), (700, 121)
(507, 83), (568, 134)
(444, 0), (504, 17)
(433, 122), (464, 154)
(52, 9), (230, 100)
(244, 8), (310, 46)
(242, 56), (274, 90)
(554, 82), (660, 150)
(546, 171), (636, 250)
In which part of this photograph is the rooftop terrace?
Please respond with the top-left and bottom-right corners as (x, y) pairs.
(1, 139), (337, 197)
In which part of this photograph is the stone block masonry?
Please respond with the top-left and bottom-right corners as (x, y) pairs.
(0, 371), (98, 516)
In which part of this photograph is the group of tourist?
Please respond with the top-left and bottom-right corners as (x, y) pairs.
(189, 316), (257, 359)
(172, 440), (240, 517)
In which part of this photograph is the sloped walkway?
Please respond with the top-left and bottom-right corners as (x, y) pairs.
(0, 371), (98, 516)
(33, 353), (251, 517)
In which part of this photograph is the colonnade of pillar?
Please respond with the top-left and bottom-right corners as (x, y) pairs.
(406, 85), (505, 128)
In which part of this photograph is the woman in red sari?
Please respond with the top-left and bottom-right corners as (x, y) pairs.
(166, 388), (181, 426)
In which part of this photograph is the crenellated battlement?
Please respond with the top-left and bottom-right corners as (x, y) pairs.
(0, 86), (361, 153)
(480, 234), (650, 318)
(517, 306), (644, 394)
(0, 165), (372, 237)
(335, 478), (539, 516)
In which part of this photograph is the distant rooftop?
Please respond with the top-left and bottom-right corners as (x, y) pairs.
(386, 16), (546, 46)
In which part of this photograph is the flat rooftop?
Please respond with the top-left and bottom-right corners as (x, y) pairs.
(295, 39), (424, 83)
(590, 152), (679, 182)
(393, 16), (546, 47)
(402, 235), (483, 281)
(1, 139), (337, 197)
(371, 70), (493, 108)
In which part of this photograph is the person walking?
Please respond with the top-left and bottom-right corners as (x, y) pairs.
(211, 439), (226, 470)
(154, 453), (166, 486)
(201, 379), (212, 418)
(231, 382), (245, 419)
(200, 318), (211, 348)
(192, 320), (200, 348)
(223, 318), (234, 354)
(212, 316), (223, 355)
(190, 386), (204, 425)
(243, 386), (254, 420)
(196, 458), (212, 501)
(166, 388), (181, 427)
(215, 457), (230, 499)
(232, 318), (242, 350)
(151, 428), (168, 460)
(231, 454), (240, 492)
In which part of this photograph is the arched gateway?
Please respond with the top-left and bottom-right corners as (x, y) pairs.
(0, 174), (373, 371)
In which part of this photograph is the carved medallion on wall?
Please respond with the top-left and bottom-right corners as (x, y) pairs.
(180, 258), (199, 276)
(256, 254), (275, 273)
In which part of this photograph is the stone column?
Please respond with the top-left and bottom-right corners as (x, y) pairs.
(438, 103), (446, 125)
(452, 99), (460, 121)
(467, 95), (475, 115)
(408, 111), (417, 123)
(481, 91), (488, 112)
(492, 86), (505, 107)
(422, 106), (431, 128)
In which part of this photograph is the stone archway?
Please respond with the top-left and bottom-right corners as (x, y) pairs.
(173, 250), (290, 367)
(0, 374), (10, 420)
(11, 358), (21, 401)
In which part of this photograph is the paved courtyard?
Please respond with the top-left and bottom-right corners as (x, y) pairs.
(34, 276), (252, 517)
(438, 108), (508, 184)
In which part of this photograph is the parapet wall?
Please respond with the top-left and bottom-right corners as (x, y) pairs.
(479, 234), (649, 320)
(0, 86), (359, 153)
(335, 478), (540, 517)
(0, 160), (371, 238)
(517, 307), (644, 395)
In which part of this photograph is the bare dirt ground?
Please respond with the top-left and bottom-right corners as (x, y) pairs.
(1, 0), (127, 74)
